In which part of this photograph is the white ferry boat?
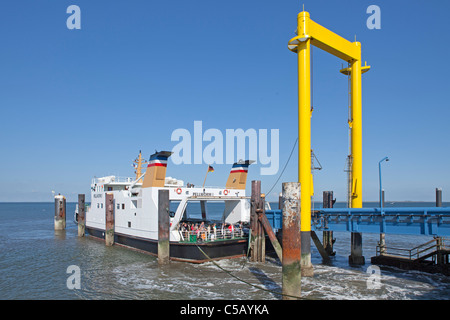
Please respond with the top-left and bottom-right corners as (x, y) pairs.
(81, 151), (254, 263)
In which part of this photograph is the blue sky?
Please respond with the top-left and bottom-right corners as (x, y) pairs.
(1, 0), (449, 202)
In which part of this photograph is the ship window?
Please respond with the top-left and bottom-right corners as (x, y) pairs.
(184, 201), (202, 220)
(101, 203), (103, 209)
(97, 203), (100, 208)
(122, 204), (125, 210)
(117, 204), (120, 210)
(128, 221), (131, 228)
(207, 201), (225, 218)
(107, 187), (112, 191)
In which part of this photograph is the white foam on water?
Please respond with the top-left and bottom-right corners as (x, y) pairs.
(73, 239), (450, 300)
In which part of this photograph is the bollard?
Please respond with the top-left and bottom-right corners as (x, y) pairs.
(158, 189), (170, 265)
(78, 194), (85, 237)
(105, 193), (114, 246)
(436, 188), (442, 207)
(281, 182), (301, 300)
(54, 194), (66, 230)
(322, 191), (336, 256)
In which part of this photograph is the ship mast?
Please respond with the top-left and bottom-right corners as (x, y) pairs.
(133, 150), (148, 183)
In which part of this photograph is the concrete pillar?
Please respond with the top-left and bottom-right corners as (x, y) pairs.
(158, 189), (170, 265)
(77, 194), (85, 237)
(379, 233), (386, 255)
(281, 182), (301, 300)
(301, 236), (313, 276)
(349, 232), (365, 265)
(436, 237), (449, 265)
(54, 194), (66, 231)
(105, 193), (114, 246)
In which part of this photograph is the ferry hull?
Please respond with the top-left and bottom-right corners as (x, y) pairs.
(86, 227), (248, 263)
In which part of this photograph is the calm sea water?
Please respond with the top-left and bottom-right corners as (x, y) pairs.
(0, 202), (449, 300)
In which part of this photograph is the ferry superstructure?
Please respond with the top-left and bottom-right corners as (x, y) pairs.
(84, 151), (254, 262)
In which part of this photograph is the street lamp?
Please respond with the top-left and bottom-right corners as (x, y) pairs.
(378, 156), (389, 255)
(378, 157), (389, 213)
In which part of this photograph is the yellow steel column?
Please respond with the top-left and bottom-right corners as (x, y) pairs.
(298, 39), (311, 228)
(297, 11), (314, 277)
(350, 47), (362, 209)
(349, 45), (365, 265)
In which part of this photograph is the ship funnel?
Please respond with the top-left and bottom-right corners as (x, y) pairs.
(142, 151), (173, 188)
(225, 160), (254, 190)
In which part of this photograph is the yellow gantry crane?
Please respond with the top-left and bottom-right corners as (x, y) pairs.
(288, 11), (370, 271)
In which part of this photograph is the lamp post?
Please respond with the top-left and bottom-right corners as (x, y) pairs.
(378, 156), (389, 255)
(378, 157), (389, 212)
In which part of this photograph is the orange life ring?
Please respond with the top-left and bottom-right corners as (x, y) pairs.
(176, 188), (182, 194)
(223, 189), (229, 195)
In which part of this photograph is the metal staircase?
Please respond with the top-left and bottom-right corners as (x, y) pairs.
(372, 237), (450, 275)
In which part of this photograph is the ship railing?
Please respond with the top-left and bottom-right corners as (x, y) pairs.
(114, 177), (135, 183)
(92, 176), (135, 185)
(178, 226), (246, 243)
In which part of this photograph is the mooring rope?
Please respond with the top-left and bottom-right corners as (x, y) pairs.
(265, 137), (298, 198)
(195, 244), (302, 300)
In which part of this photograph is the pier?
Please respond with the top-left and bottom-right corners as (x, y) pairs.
(371, 237), (449, 275)
(310, 207), (450, 236)
(264, 189), (450, 275)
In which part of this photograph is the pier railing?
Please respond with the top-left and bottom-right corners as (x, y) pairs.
(376, 237), (449, 261)
(178, 226), (246, 243)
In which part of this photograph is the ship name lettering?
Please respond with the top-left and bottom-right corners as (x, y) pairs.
(192, 192), (213, 197)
